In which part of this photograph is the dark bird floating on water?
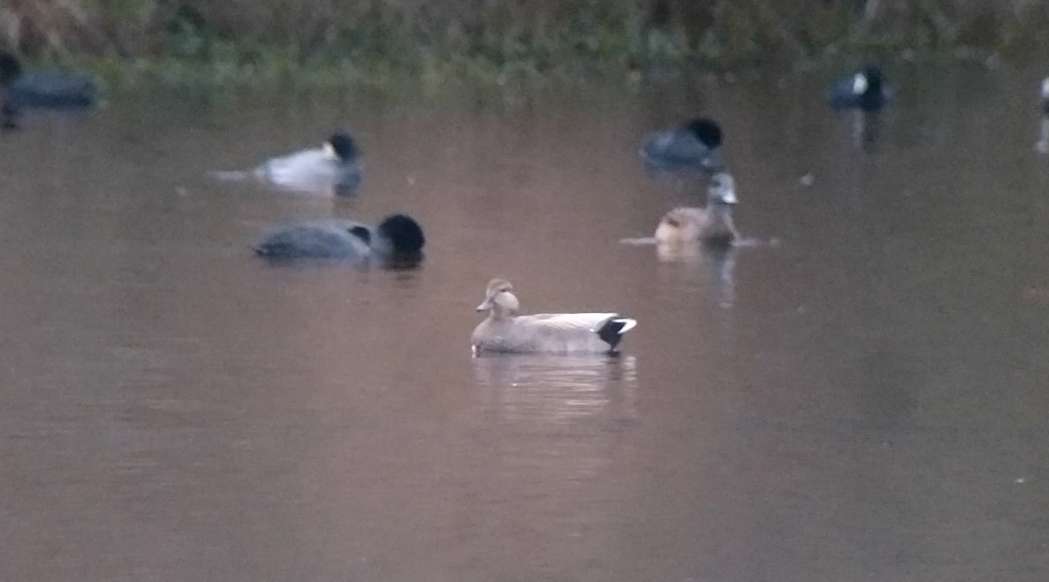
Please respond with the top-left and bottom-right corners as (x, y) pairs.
(253, 213), (425, 268)
(0, 52), (96, 130)
(828, 64), (893, 112)
(640, 117), (724, 174)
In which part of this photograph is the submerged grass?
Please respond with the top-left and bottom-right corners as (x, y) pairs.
(3, 0), (1049, 93)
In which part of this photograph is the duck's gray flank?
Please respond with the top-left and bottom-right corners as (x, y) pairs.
(0, 51), (96, 130)
(253, 213), (425, 264)
(471, 278), (637, 355)
(253, 131), (362, 196)
(640, 117), (724, 173)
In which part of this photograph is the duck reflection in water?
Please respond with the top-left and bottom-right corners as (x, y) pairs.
(472, 354), (639, 428)
(468, 355), (639, 547)
(651, 171), (740, 309)
(657, 243), (737, 310)
(1037, 77), (1049, 153)
(852, 110), (882, 152)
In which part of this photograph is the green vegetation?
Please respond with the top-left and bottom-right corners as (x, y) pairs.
(3, 0), (1048, 92)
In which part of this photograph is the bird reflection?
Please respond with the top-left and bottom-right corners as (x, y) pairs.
(852, 110), (882, 152)
(656, 242), (737, 310)
(472, 354), (639, 429)
(463, 355), (640, 560)
(1036, 117), (1049, 154)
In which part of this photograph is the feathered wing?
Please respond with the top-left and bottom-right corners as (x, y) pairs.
(253, 220), (369, 259)
(260, 148), (338, 193)
(521, 313), (620, 332)
(260, 148), (361, 195)
(10, 71), (95, 107)
(827, 77), (855, 109)
(472, 311), (637, 354)
(523, 313), (638, 348)
(662, 207), (707, 226)
(656, 207), (709, 243)
(641, 129), (710, 168)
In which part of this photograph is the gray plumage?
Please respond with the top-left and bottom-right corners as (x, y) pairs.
(471, 279), (637, 355)
(640, 118), (724, 173)
(250, 132), (362, 196)
(254, 213), (425, 265)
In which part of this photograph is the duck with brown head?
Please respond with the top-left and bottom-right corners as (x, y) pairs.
(471, 279), (637, 355)
(655, 171), (740, 249)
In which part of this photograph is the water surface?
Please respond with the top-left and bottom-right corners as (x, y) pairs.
(2, 63), (1049, 581)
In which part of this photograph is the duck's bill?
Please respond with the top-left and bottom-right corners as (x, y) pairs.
(476, 298), (493, 311)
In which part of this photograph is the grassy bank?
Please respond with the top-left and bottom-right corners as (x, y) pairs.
(3, 0), (1049, 91)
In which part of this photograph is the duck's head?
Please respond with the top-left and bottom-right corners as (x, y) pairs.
(685, 118), (723, 149)
(708, 172), (738, 206)
(375, 213), (425, 257)
(0, 52), (22, 86)
(476, 278), (520, 315)
(853, 65), (883, 96)
(323, 132), (359, 162)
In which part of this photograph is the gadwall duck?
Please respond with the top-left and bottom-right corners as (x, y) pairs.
(254, 132), (362, 196)
(828, 64), (893, 111)
(471, 279), (637, 355)
(0, 52), (96, 130)
(654, 171), (739, 247)
(254, 213), (424, 266)
(640, 117), (724, 173)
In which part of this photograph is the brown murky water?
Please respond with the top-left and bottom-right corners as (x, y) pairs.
(2, 62), (1049, 581)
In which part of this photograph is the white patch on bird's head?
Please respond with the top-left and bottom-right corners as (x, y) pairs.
(322, 141), (338, 160)
(1042, 78), (1049, 99)
(853, 72), (868, 95)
